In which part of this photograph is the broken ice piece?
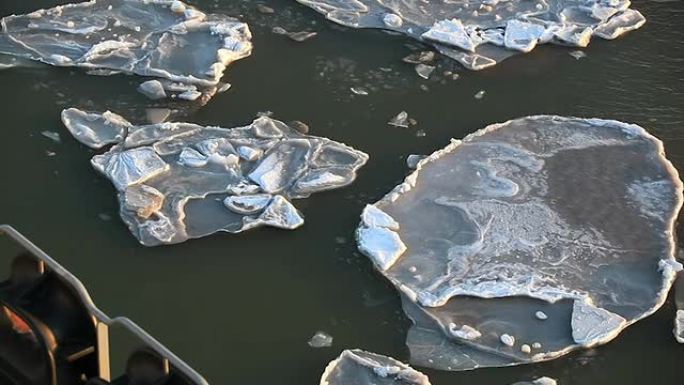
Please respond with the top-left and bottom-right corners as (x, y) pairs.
(415, 64), (435, 80)
(62, 108), (130, 149)
(138, 80), (167, 100)
(593, 9), (646, 40)
(308, 331), (333, 348)
(288, 31), (318, 42)
(474, 90), (486, 99)
(0, 0), (252, 101)
(402, 51), (435, 64)
(64, 109), (367, 246)
(319, 349), (431, 385)
(422, 19), (477, 53)
(504, 20), (546, 53)
(92, 147), (169, 191)
(571, 300), (626, 347)
(388, 111), (410, 128)
(357, 115), (683, 370)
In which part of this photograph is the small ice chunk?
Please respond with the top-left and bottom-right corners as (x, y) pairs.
(407, 155), (426, 169)
(500, 333), (515, 347)
(535, 311), (548, 320)
(123, 184), (164, 219)
(422, 19), (477, 52)
(92, 147), (169, 191)
(41, 131), (61, 143)
(402, 51), (435, 64)
(257, 4), (275, 14)
(474, 90), (485, 99)
(388, 111), (410, 128)
(351, 87), (369, 96)
(520, 344), (531, 354)
(357, 226), (406, 271)
(308, 331), (333, 348)
(571, 300), (626, 347)
(532, 342), (542, 349)
(288, 31), (318, 42)
(138, 80), (167, 100)
(361, 205), (399, 230)
(415, 64), (435, 79)
(448, 324), (481, 340)
(320, 350), (431, 385)
(569, 50), (587, 60)
(504, 20), (546, 53)
(61, 108), (130, 149)
(223, 194), (272, 215)
(248, 140), (311, 193)
(383, 13), (403, 28)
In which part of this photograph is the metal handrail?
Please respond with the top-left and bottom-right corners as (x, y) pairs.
(0, 224), (209, 385)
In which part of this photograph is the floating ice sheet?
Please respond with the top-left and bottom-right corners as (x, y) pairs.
(357, 116), (683, 370)
(320, 349), (431, 385)
(0, 0), (252, 100)
(62, 109), (368, 246)
(296, 0), (645, 70)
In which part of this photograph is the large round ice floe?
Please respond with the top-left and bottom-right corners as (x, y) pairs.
(0, 0), (252, 99)
(62, 109), (368, 246)
(296, 0), (645, 70)
(356, 116), (683, 370)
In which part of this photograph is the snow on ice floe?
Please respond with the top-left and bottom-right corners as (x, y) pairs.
(295, 0), (645, 70)
(356, 116), (683, 370)
(0, 0), (252, 100)
(320, 349), (431, 385)
(62, 109), (368, 246)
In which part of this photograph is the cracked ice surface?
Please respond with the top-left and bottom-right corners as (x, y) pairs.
(295, 0), (645, 70)
(0, 0), (252, 99)
(320, 349), (431, 385)
(62, 109), (368, 246)
(357, 116), (683, 370)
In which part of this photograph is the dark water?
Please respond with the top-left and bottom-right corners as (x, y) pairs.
(1, 0), (683, 384)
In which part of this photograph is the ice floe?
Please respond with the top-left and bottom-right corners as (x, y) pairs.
(308, 331), (334, 348)
(511, 378), (557, 385)
(319, 349), (431, 385)
(296, 0), (646, 70)
(62, 109), (368, 246)
(356, 116), (683, 370)
(0, 0), (252, 101)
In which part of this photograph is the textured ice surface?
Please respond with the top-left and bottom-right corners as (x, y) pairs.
(62, 109), (368, 246)
(320, 349), (431, 385)
(357, 116), (683, 370)
(675, 271), (684, 343)
(0, 0), (252, 100)
(296, 0), (646, 70)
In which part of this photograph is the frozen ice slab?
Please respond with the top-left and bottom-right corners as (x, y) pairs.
(675, 271), (684, 343)
(0, 0), (252, 99)
(511, 378), (557, 385)
(62, 109), (368, 246)
(320, 349), (431, 385)
(357, 116), (683, 370)
(295, 0), (646, 70)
